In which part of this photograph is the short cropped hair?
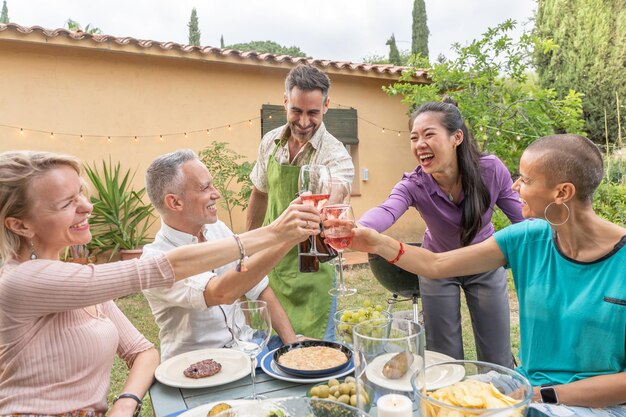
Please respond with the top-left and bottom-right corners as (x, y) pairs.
(284, 64), (331, 101)
(145, 149), (198, 213)
(0, 151), (82, 262)
(526, 134), (604, 202)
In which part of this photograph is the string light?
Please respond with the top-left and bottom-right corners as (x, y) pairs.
(382, 128), (385, 134)
(20, 128), (24, 135)
(184, 132), (188, 139)
(248, 120), (252, 126)
(50, 132), (54, 139)
(159, 135), (164, 141)
(268, 114), (272, 119)
(107, 136), (111, 143)
(206, 129), (210, 135)
(397, 131), (401, 136)
(134, 136), (138, 143)
(228, 125), (232, 131)
(80, 134), (84, 141)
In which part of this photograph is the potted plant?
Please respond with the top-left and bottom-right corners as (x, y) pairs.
(84, 159), (156, 261)
(61, 244), (96, 264)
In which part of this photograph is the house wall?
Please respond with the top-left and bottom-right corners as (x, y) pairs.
(0, 38), (425, 242)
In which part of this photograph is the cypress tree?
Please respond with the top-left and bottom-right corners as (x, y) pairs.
(534, 0), (626, 143)
(1, 1), (9, 24)
(411, 0), (429, 57)
(386, 34), (402, 66)
(220, 35), (225, 48)
(188, 7), (201, 47)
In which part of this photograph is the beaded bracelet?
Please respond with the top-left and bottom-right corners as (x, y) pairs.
(388, 241), (405, 264)
(233, 234), (248, 272)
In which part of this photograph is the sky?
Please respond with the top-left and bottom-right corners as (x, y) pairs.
(5, 0), (537, 63)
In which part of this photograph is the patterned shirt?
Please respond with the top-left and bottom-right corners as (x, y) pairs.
(250, 122), (355, 192)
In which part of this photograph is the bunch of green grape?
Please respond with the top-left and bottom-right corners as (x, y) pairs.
(334, 300), (388, 345)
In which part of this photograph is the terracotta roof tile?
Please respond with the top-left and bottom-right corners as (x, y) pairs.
(0, 22), (429, 81)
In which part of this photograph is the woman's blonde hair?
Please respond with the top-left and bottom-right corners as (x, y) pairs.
(0, 150), (82, 263)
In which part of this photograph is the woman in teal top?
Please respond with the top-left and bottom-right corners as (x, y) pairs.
(345, 134), (625, 413)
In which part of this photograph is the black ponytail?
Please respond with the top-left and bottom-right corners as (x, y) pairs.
(410, 100), (490, 246)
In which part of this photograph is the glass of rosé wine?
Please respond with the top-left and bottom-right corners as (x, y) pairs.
(298, 164), (332, 257)
(324, 204), (357, 297)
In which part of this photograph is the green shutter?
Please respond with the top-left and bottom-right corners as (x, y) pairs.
(261, 104), (358, 145)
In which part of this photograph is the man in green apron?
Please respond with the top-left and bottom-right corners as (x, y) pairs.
(247, 64), (355, 339)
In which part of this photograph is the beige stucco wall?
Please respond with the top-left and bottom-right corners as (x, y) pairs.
(0, 36), (425, 242)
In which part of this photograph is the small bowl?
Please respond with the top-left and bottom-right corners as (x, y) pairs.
(273, 341), (353, 378)
(211, 397), (370, 417)
(334, 308), (391, 347)
(306, 377), (374, 411)
(412, 360), (533, 417)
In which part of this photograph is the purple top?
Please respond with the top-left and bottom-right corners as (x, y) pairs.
(359, 155), (524, 252)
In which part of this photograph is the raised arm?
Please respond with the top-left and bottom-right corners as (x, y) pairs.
(532, 372), (626, 408)
(168, 202), (317, 281)
(349, 227), (507, 278)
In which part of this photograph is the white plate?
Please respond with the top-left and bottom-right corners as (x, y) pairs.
(261, 348), (355, 383)
(155, 348), (251, 389)
(178, 399), (261, 417)
(365, 350), (463, 392)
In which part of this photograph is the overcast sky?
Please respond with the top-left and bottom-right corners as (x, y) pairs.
(6, 0), (537, 63)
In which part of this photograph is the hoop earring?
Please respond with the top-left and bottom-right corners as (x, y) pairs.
(29, 240), (38, 260)
(544, 202), (570, 227)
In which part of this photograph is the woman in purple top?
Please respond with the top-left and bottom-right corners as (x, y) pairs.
(359, 99), (523, 367)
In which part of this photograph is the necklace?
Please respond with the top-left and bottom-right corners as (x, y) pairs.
(438, 176), (460, 202)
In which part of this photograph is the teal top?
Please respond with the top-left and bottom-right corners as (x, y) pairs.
(494, 220), (626, 386)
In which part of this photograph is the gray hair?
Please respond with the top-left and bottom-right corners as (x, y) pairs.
(145, 149), (198, 213)
(284, 64), (331, 102)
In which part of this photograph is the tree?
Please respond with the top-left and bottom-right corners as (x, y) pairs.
(220, 34), (225, 48)
(197, 142), (254, 231)
(226, 40), (307, 57)
(385, 20), (585, 173)
(386, 34), (402, 66)
(533, 0), (625, 144)
(411, 0), (429, 58)
(1, 1), (9, 24)
(188, 7), (201, 47)
(65, 19), (103, 34)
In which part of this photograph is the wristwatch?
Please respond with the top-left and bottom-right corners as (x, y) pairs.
(113, 392), (142, 417)
(539, 385), (559, 404)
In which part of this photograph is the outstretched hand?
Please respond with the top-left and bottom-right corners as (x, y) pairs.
(268, 197), (321, 243)
(348, 226), (384, 254)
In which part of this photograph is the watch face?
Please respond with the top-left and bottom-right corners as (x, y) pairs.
(540, 386), (558, 404)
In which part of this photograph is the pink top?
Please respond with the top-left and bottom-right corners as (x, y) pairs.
(0, 256), (175, 413)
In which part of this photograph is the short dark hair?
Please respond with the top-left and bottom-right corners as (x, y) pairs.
(284, 64), (331, 101)
(526, 134), (603, 202)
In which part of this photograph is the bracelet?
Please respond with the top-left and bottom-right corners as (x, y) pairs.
(113, 392), (142, 417)
(388, 241), (405, 264)
(233, 234), (248, 272)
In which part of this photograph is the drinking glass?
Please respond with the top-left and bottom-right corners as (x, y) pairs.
(298, 164), (332, 257)
(352, 318), (425, 415)
(324, 204), (357, 296)
(231, 300), (272, 400)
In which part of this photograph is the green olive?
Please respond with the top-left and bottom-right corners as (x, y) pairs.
(310, 386), (320, 397)
(318, 385), (330, 398)
(328, 378), (340, 387)
(337, 394), (351, 404)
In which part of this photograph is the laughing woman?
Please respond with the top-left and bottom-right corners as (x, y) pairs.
(349, 134), (626, 414)
(0, 151), (319, 416)
(359, 99), (523, 367)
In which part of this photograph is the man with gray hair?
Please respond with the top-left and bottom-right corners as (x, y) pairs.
(247, 64), (355, 340)
(142, 149), (301, 361)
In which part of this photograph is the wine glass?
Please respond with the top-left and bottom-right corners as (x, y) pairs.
(324, 204), (357, 297)
(231, 300), (272, 400)
(298, 164), (332, 257)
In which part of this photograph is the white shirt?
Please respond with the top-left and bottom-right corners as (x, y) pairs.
(250, 122), (355, 193)
(142, 220), (268, 362)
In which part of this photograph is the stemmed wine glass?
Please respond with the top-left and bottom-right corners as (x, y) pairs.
(298, 164), (332, 257)
(230, 300), (272, 400)
(323, 204), (357, 297)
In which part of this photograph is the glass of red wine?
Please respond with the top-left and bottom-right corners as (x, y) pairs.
(324, 204), (357, 297)
(298, 164), (332, 257)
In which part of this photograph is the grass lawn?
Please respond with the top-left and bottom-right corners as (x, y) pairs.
(111, 262), (520, 416)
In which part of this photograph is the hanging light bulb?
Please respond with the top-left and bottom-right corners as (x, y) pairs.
(382, 128), (385, 134)
(107, 136), (111, 143)
(80, 134), (84, 141)
(268, 114), (273, 119)
(20, 128), (24, 135)
(50, 132), (54, 139)
(184, 132), (188, 139)
(206, 129), (210, 135)
(159, 135), (164, 141)
(228, 125), (232, 131)
(134, 136), (138, 143)
(397, 131), (401, 136)
(248, 120), (252, 126)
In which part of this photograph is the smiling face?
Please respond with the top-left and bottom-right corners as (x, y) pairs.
(284, 86), (329, 143)
(512, 150), (556, 219)
(410, 112), (462, 175)
(21, 165), (93, 259)
(177, 159), (221, 229)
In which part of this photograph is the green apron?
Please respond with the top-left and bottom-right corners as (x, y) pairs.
(263, 144), (333, 339)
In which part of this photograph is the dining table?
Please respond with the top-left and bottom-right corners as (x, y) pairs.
(149, 368), (315, 417)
